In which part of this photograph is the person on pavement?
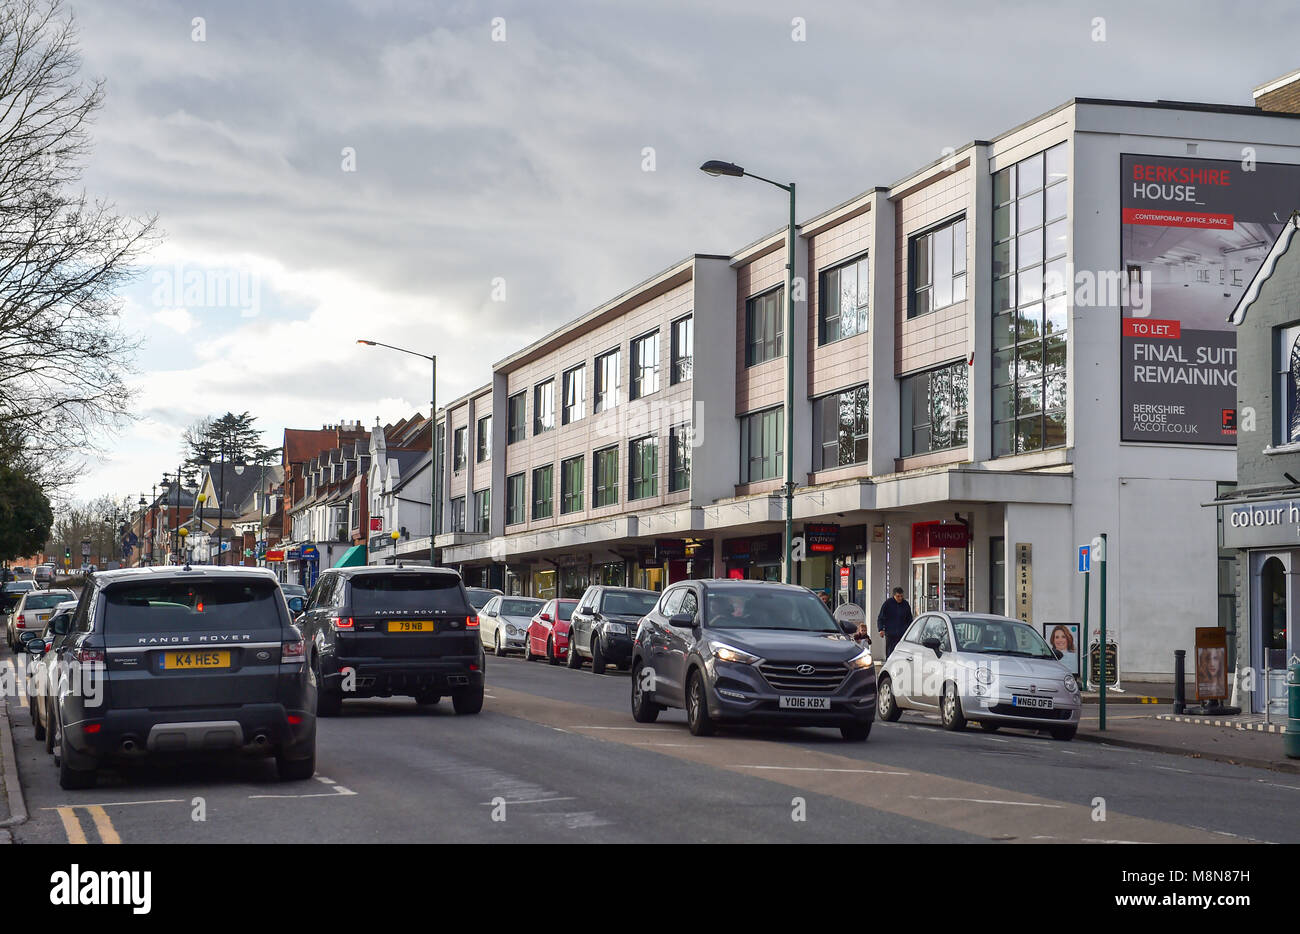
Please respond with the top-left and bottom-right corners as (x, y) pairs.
(876, 587), (913, 660)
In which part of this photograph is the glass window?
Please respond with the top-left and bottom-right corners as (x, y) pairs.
(909, 217), (966, 317)
(476, 416), (491, 463)
(561, 455), (584, 514)
(593, 446), (619, 507)
(1276, 324), (1300, 444)
(531, 465), (553, 520)
(533, 380), (554, 435)
(450, 496), (466, 533)
(814, 384), (869, 470)
(631, 331), (660, 400)
(101, 579), (283, 634)
(562, 365), (585, 426)
(349, 573), (466, 614)
(453, 426), (467, 472)
(506, 473), (526, 526)
(819, 255), (869, 344)
(628, 436), (658, 500)
(900, 361), (969, 457)
(507, 392), (526, 444)
(669, 423), (692, 493)
(745, 288), (784, 366)
(473, 489), (490, 533)
(671, 315), (693, 384)
(595, 349), (620, 413)
(740, 407), (784, 483)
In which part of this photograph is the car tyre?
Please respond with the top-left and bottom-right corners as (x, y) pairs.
(840, 722), (872, 741)
(276, 744), (316, 781)
(315, 658), (343, 718)
(940, 682), (967, 732)
(979, 721), (1001, 733)
(56, 719), (96, 790)
(493, 631), (506, 658)
(630, 663), (662, 723)
(547, 637), (561, 666)
(1051, 725), (1077, 741)
(590, 635), (607, 675)
(44, 705), (56, 754)
(566, 637), (583, 669)
(523, 637), (536, 662)
(452, 684), (484, 715)
(877, 675), (903, 722)
(32, 701), (45, 742)
(686, 670), (715, 737)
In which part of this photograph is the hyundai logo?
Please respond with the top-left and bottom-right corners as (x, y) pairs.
(796, 664), (815, 675)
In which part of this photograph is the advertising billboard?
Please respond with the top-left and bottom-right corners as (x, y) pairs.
(1120, 154), (1300, 443)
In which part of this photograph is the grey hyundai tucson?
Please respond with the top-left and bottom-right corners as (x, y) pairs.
(629, 579), (876, 740)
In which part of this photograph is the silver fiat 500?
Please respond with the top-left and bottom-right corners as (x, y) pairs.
(877, 612), (1082, 740)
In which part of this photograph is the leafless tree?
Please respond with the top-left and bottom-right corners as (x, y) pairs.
(0, 0), (156, 490)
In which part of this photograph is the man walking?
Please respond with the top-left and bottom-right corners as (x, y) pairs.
(876, 587), (913, 660)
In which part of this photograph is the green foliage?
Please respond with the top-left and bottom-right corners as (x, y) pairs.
(0, 465), (53, 561)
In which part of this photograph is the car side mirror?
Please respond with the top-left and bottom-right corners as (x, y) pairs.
(540, 613), (552, 622)
(839, 620), (856, 635)
(922, 637), (943, 656)
(25, 640), (44, 656)
(287, 596), (305, 615)
(669, 612), (695, 629)
(1053, 648), (1063, 660)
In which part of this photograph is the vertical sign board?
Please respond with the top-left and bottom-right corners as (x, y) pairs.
(1014, 543), (1033, 623)
(1120, 155), (1300, 444)
(1194, 626), (1229, 702)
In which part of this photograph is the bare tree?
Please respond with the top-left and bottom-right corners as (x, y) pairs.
(0, 0), (156, 489)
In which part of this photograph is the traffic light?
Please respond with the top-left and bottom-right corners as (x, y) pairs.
(64, 546), (70, 559)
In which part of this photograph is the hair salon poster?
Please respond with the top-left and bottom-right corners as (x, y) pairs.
(1120, 154), (1300, 444)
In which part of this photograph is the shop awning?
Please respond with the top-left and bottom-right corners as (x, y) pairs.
(333, 544), (366, 569)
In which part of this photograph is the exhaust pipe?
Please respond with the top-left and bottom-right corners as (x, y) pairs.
(120, 739), (137, 753)
(253, 734), (269, 747)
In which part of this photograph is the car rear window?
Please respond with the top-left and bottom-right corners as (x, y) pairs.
(24, 593), (73, 610)
(599, 590), (658, 616)
(350, 574), (466, 614)
(103, 579), (283, 633)
(3, 582), (34, 593)
(500, 599), (544, 617)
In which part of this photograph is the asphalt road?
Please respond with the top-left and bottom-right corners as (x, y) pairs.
(6, 649), (1300, 844)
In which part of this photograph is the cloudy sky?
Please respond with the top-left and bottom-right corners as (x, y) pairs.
(65, 0), (1300, 502)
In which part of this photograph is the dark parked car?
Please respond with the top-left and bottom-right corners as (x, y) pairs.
(629, 579), (876, 740)
(464, 587), (502, 614)
(296, 566), (484, 716)
(42, 566), (316, 790)
(567, 586), (659, 674)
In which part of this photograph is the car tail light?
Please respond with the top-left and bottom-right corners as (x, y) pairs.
(72, 647), (105, 664)
(287, 714), (303, 725)
(15, 614), (24, 628)
(83, 723), (101, 734)
(470, 664), (479, 671)
(329, 616), (354, 631)
(466, 615), (479, 629)
(281, 639), (305, 664)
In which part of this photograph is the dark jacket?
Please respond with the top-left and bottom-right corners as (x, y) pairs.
(876, 597), (913, 637)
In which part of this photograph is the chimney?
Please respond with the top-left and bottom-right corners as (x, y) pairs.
(1254, 68), (1300, 114)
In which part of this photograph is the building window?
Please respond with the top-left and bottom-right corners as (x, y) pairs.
(628, 436), (658, 500)
(745, 287), (783, 366)
(1276, 323), (1300, 444)
(533, 380), (555, 435)
(671, 315), (693, 384)
(814, 384), (869, 470)
(595, 349), (620, 413)
(563, 365), (585, 426)
(593, 445), (619, 507)
(531, 464), (553, 520)
(909, 216), (967, 317)
(669, 424), (692, 493)
(453, 427), (467, 472)
(450, 496), (466, 533)
(819, 255), (869, 344)
(561, 455), (584, 514)
(630, 331), (660, 400)
(476, 415), (491, 463)
(993, 143), (1068, 456)
(900, 361), (969, 457)
(473, 489), (490, 533)
(740, 407), (783, 483)
(507, 392), (526, 444)
(506, 473), (526, 526)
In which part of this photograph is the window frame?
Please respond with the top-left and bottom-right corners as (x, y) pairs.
(630, 330), (661, 401)
(668, 423), (692, 493)
(475, 415), (492, 463)
(560, 455), (585, 514)
(507, 392), (526, 445)
(739, 406), (784, 483)
(818, 253), (870, 345)
(628, 435), (658, 501)
(813, 384), (870, 471)
(506, 472), (526, 526)
(593, 445), (619, 508)
(452, 426), (467, 473)
(900, 361), (969, 458)
(473, 489), (491, 533)
(531, 464), (554, 520)
(449, 495), (466, 533)
(908, 215), (967, 319)
(562, 364), (586, 426)
(670, 314), (694, 384)
(533, 379), (555, 436)
(594, 348), (620, 413)
(745, 287), (784, 367)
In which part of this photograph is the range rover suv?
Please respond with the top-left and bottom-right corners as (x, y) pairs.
(42, 566), (316, 790)
(296, 566), (485, 716)
(629, 579), (876, 740)
(567, 586), (660, 674)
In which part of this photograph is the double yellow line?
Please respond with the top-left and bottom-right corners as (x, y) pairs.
(52, 805), (121, 844)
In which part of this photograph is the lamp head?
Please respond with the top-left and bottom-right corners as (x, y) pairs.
(390, 530), (400, 541)
(700, 160), (744, 178)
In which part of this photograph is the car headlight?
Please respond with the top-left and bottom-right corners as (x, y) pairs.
(846, 648), (873, 670)
(708, 641), (760, 665)
(604, 622), (627, 635)
(975, 666), (993, 684)
(1064, 674), (1079, 694)
(506, 625), (519, 636)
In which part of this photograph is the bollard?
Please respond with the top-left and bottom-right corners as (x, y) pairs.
(1173, 650), (1186, 715)
(1287, 663), (1300, 759)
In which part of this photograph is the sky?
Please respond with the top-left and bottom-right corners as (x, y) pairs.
(61, 0), (1300, 503)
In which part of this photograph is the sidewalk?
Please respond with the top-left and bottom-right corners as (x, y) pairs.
(1080, 679), (1175, 704)
(0, 696), (16, 842)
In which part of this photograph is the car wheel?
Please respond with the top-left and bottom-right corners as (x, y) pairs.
(44, 705), (56, 755)
(979, 721), (1001, 733)
(686, 670), (715, 737)
(414, 691), (441, 706)
(877, 675), (902, 722)
(630, 663), (662, 723)
(32, 700), (45, 742)
(315, 657), (343, 718)
(452, 684), (484, 715)
(840, 722), (871, 741)
(940, 682), (967, 732)
(523, 637), (535, 662)
(591, 635), (607, 675)
(494, 631), (506, 658)
(547, 637), (560, 666)
(276, 743), (316, 781)
(566, 636), (583, 669)
(56, 719), (96, 790)
(1051, 725), (1077, 741)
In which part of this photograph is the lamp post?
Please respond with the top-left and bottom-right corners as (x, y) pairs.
(177, 526), (189, 565)
(358, 339), (438, 566)
(136, 496), (148, 566)
(196, 493), (208, 563)
(701, 159), (797, 583)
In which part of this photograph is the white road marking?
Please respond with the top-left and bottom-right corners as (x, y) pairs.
(250, 784), (356, 799)
(1154, 765), (1193, 774)
(908, 795), (1064, 808)
(568, 725), (676, 731)
(1258, 780), (1300, 791)
(42, 798), (185, 809)
(1081, 837), (1153, 844)
(479, 796), (577, 806)
(736, 765), (909, 776)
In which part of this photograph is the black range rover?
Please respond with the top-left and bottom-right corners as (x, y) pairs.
(297, 566), (485, 715)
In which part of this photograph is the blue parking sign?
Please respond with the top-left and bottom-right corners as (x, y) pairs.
(1078, 545), (1091, 573)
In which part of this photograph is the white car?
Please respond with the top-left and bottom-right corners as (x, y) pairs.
(6, 589), (75, 652)
(477, 596), (546, 657)
(877, 612), (1082, 740)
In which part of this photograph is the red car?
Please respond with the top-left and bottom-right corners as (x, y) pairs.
(524, 599), (578, 665)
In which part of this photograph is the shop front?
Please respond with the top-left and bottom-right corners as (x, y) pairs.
(722, 533), (783, 581)
(909, 521), (969, 614)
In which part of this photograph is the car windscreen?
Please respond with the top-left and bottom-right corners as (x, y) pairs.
(350, 574), (466, 613)
(3, 582), (34, 593)
(465, 589), (496, 611)
(599, 591), (659, 616)
(103, 579), (283, 634)
(557, 602), (576, 621)
(500, 598), (544, 617)
(23, 593), (73, 610)
(951, 617), (1055, 658)
(705, 587), (839, 633)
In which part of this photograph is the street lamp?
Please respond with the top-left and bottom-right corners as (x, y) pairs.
(137, 495), (148, 566)
(196, 493), (208, 564)
(358, 339), (438, 566)
(177, 526), (189, 565)
(701, 158), (798, 584)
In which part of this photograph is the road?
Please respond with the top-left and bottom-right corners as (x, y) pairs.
(5, 649), (1298, 844)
